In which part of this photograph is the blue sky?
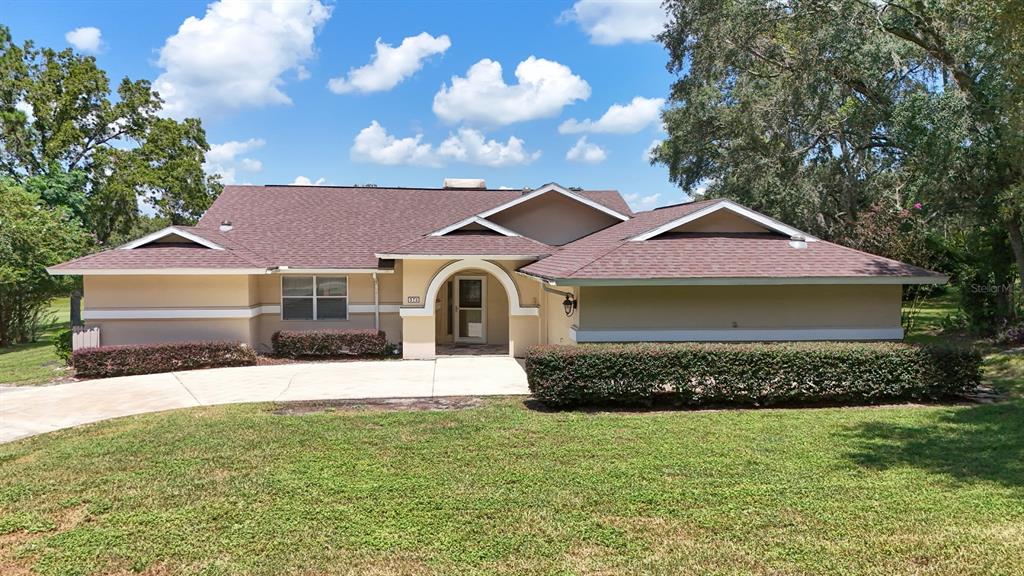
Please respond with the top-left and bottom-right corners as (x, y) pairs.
(5, 0), (687, 211)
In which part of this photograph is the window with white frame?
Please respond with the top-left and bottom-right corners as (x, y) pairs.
(281, 275), (348, 320)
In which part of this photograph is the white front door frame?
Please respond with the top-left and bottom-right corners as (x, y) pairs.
(454, 275), (487, 343)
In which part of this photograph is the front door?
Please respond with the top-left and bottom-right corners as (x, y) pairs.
(454, 276), (486, 343)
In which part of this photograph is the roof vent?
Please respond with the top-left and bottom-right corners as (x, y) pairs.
(443, 178), (486, 189)
(219, 220), (233, 232)
(789, 234), (807, 249)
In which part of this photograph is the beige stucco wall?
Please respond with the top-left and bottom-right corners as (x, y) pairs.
(578, 284), (902, 331)
(488, 193), (621, 245)
(675, 210), (770, 233)
(253, 270), (401, 307)
(84, 275), (252, 308)
(543, 287), (578, 345)
(83, 271), (405, 351)
(89, 318), (254, 347)
(403, 316), (435, 360)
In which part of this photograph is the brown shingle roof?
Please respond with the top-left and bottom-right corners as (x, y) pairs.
(380, 232), (554, 258)
(192, 185), (627, 269)
(520, 200), (943, 281)
(48, 244), (262, 271)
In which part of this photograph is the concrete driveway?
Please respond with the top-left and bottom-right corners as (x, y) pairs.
(0, 357), (528, 443)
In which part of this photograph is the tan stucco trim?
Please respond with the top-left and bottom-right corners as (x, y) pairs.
(537, 276), (948, 286)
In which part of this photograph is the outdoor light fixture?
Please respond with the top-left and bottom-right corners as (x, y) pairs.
(562, 294), (577, 317)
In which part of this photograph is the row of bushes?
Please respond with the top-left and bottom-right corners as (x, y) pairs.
(69, 329), (391, 378)
(271, 329), (389, 357)
(526, 342), (983, 408)
(73, 341), (258, 378)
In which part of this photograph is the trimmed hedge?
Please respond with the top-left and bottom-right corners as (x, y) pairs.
(73, 341), (257, 378)
(272, 329), (389, 358)
(526, 342), (983, 408)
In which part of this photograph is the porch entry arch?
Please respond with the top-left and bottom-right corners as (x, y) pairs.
(400, 259), (539, 317)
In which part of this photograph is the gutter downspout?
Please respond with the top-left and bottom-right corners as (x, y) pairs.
(372, 272), (380, 331)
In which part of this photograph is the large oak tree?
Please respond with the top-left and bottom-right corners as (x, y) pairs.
(654, 0), (1023, 327)
(0, 26), (220, 245)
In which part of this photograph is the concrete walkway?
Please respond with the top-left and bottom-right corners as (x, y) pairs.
(0, 357), (528, 443)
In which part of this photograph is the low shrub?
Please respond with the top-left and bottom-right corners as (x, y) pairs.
(54, 328), (72, 365)
(526, 342), (983, 408)
(272, 329), (389, 358)
(73, 341), (257, 378)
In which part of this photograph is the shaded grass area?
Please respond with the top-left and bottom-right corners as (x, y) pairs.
(2, 398), (1024, 575)
(904, 288), (1024, 398)
(0, 299), (70, 386)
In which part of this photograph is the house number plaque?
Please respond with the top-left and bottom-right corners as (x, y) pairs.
(407, 296), (421, 304)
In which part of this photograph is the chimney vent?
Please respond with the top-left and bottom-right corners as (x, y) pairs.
(220, 220), (233, 232)
(443, 178), (486, 189)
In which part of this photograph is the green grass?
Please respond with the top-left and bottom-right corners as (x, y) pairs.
(1, 291), (1021, 574)
(2, 398), (1024, 575)
(904, 288), (1024, 398)
(0, 299), (71, 386)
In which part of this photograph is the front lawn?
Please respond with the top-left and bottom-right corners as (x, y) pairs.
(2, 397), (1023, 575)
(0, 299), (71, 386)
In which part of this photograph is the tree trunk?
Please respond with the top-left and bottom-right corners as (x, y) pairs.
(70, 290), (82, 327)
(1008, 216), (1024, 315)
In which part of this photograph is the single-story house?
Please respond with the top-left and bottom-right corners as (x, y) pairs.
(49, 181), (945, 359)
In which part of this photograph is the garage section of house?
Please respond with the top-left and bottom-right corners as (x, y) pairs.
(48, 181), (945, 358)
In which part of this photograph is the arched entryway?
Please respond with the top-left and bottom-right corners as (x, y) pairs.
(399, 258), (540, 359)
(434, 269), (510, 355)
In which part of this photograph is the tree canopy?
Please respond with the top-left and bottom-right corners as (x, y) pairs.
(0, 25), (220, 245)
(655, 0), (1023, 329)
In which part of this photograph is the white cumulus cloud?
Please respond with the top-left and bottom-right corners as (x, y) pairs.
(328, 32), (450, 94)
(154, 0), (331, 119)
(560, 96), (664, 134)
(351, 121), (439, 166)
(204, 138), (265, 184)
(350, 121), (539, 167)
(238, 158), (262, 172)
(560, 0), (667, 45)
(65, 27), (103, 53)
(437, 128), (541, 167)
(565, 136), (607, 164)
(292, 175), (327, 185)
(433, 56), (590, 125)
(623, 192), (661, 210)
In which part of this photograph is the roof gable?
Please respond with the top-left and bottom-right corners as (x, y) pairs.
(630, 200), (816, 242)
(431, 216), (521, 237)
(477, 183), (631, 223)
(120, 227), (224, 251)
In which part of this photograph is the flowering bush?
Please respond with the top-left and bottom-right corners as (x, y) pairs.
(271, 329), (389, 358)
(526, 342), (982, 408)
(73, 341), (257, 378)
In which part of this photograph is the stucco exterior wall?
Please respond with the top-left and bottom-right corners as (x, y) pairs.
(577, 284), (902, 334)
(543, 287), (578, 345)
(488, 193), (621, 246)
(89, 318), (254, 347)
(84, 275), (252, 308)
(83, 272), (404, 351)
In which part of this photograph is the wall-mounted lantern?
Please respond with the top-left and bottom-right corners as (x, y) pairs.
(562, 294), (577, 317)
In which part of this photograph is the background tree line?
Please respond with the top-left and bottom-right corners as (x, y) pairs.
(653, 0), (1023, 333)
(0, 26), (220, 346)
